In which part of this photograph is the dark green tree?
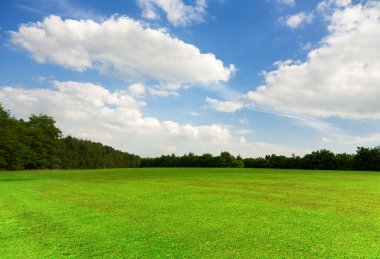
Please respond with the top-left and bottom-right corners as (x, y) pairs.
(354, 147), (380, 171)
(25, 114), (62, 169)
(302, 149), (337, 170)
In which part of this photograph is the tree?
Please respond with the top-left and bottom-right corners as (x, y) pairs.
(0, 104), (141, 170)
(25, 114), (62, 169)
(0, 104), (10, 168)
(0, 104), (30, 170)
(354, 147), (380, 171)
(60, 136), (141, 169)
(336, 153), (354, 170)
(302, 149), (337, 170)
(0, 103), (10, 119)
(27, 114), (62, 142)
(218, 151), (243, 168)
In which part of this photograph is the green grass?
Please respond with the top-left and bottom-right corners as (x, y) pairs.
(0, 168), (379, 258)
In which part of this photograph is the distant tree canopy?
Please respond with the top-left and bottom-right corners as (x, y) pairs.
(1, 103), (380, 171)
(140, 151), (244, 168)
(354, 147), (380, 171)
(60, 136), (141, 169)
(141, 148), (379, 171)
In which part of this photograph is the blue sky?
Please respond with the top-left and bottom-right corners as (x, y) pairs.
(1, 0), (380, 157)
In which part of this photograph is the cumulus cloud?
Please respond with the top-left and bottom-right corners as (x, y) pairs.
(127, 83), (146, 96)
(206, 97), (243, 113)
(282, 12), (314, 29)
(138, 0), (207, 26)
(248, 2), (380, 119)
(9, 15), (233, 88)
(0, 81), (304, 157)
(317, 0), (351, 12)
(162, 120), (231, 143)
(208, 2), (380, 122)
(0, 81), (225, 151)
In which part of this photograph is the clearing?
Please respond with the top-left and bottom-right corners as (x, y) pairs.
(0, 168), (379, 257)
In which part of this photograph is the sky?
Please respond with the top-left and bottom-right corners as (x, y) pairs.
(0, 0), (380, 157)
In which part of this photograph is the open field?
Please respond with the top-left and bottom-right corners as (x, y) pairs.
(0, 168), (379, 257)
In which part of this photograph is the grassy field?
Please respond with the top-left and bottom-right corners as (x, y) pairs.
(0, 168), (379, 258)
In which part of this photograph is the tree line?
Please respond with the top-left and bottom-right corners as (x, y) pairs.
(1, 103), (380, 171)
(0, 104), (141, 170)
(140, 148), (380, 171)
(141, 152), (244, 168)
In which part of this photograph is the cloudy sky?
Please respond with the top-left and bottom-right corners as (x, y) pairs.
(1, 0), (379, 157)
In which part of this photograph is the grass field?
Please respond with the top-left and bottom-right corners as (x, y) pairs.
(0, 168), (379, 257)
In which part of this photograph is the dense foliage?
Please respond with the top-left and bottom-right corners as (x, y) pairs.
(0, 104), (141, 170)
(141, 149), (378, 171)
(1, 103), (380, 171)
(60, 136), (141, 169)
(141, 148), (380, 171)
(141, 152), (244, 168)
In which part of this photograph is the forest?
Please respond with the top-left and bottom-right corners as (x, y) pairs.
(142, 148), (380, 171)
(0, 104), (141, 170)
(1, 103), (380, 171)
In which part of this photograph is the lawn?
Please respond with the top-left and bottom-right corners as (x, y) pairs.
(0, 168), (379, 257)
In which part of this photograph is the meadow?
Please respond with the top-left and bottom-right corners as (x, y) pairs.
(0, 168), (379, 258)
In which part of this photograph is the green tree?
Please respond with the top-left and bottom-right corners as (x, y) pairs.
(354, 147), (380, 171)
(25, 114), (62, 169)
(0, 104), (30, 170)
(218, 151), (242, 167)
(302, 149), (337, 170)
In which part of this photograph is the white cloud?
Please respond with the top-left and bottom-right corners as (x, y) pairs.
(236, 129), (255, 135)
(10, 15), (233, 88)
(317, 0), (352, 13)
(148, 87), (178, 97)
(0, 81), (305, 157)
(287, 114), (341, 134)
(162, 120), (231, 143)
(127, 83), (145, 96)
(190, 111), (201, 116)
(206, 97), (243, 113)
(282, 12), (314, 29)
(323, 133), (380, 145)
(277, 0), (295, 7)
(302, 42), (313, 50)
(138, 0), (207, 26)
(245, 2), (380, 120)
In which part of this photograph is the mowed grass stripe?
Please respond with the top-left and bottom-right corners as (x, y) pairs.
(0, 168), (379, 257)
